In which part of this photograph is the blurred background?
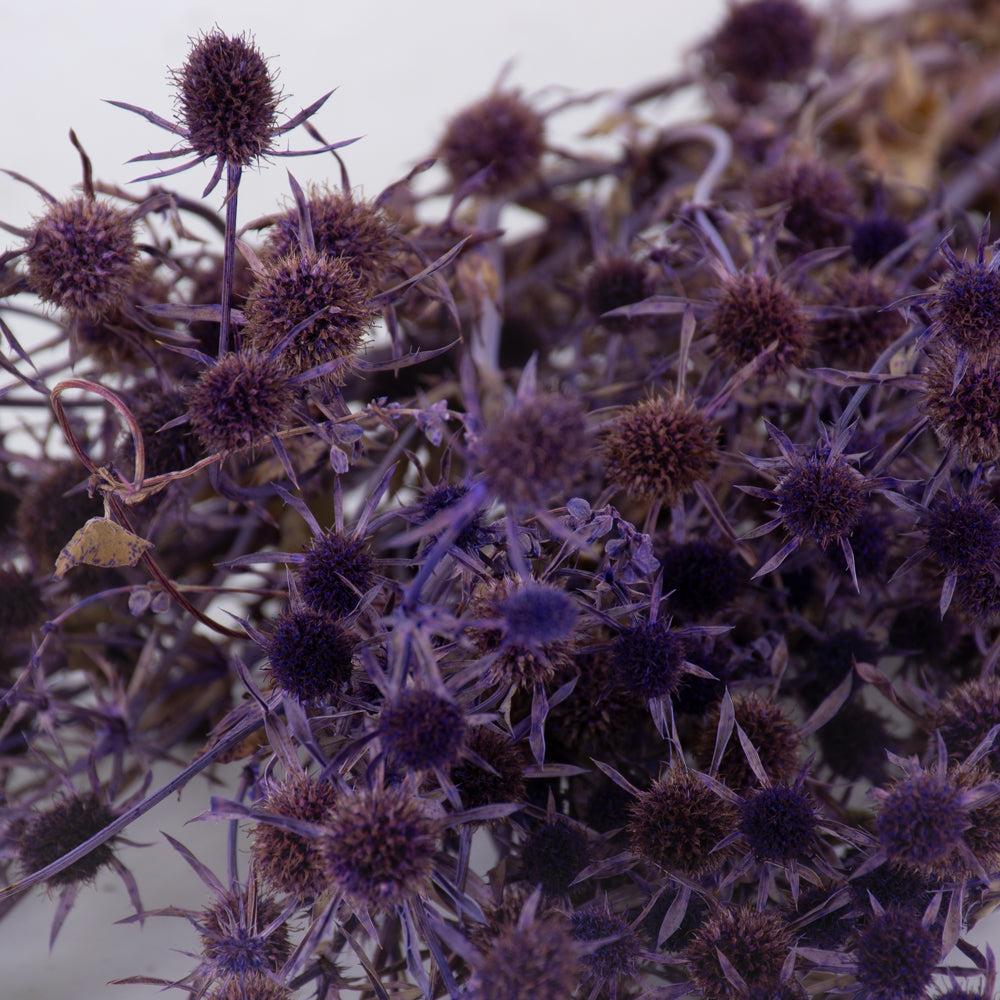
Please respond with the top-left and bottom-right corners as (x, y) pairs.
(6, 0), (974, 997)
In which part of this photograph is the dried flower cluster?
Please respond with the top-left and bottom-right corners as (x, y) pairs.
(5, 5), (1000, 997)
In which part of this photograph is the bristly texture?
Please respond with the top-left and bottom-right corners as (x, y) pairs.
(773, 452), (868, 549)
(0, 568), (44, 640)
(263, 186), (398, 291)
(756, 156), (856, 248)
(417, 483), (488, 552)
(608, 620), (688, 699)
(683, 905), (792, 1000)
(466, 912), (581, 1000)
(440, 92), (545, 193)
(931, 677), (1000, 768)
(583, 257), (652, 331)
(660, 540), (742, 617)
(243, 250), (377, 380)
(17, 462), (101, 568)
(199, 890), (291, 978)
(815, 270), (906, 368)
(924, 343), (1000, 463)
(922, 493), (1000, 574)
(379, 689), (466, 770)
(249, 773), (339, 898)
(16, 794), (117, 887)
(450, 727), (527, 816)
(476, 393), (587, 510)
(628, 768), (739, 877)
(265, 608), (356, 703)
(497, 582), (578, 646)
(854, 908), (939, 1000)
(740, 784), (817, 862)
(520, 820), (589, 896)
(187, 353), (296, 453)
(120, 381), (195, 480)
(602, 395), (718, 503)
(319, 785), (437, 908)
(296, 530), (376, 616)
(699, 694), (801, 791)
(829, 517), (890, 581)
(706, 272), (810, 372)
(571, 905), (641, 981)
(173, 31), (280, 166)
(931, 248), (1000, 355)
(207, 976), (291, 1000)
(852, 213), (909, 267)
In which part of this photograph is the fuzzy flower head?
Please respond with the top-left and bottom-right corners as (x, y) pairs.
(921, 492), (1000, 576)
(297, 530), (376, 617)
(450, 727), (527, 815)
(931, 678), (1000, 769)
(26, 196), (139, 317)
(440, 91), (545, 194)
(265, 607), (356, 703)
(929, 236), (1000, 356)
(603, 395), (718, 504)
(497, 582), (578, 646)
(199, 888), (291, 979)
(583, 256), (652, 331)
(520, 819), (589, 896)
(378, 688), (466, 771)
(417, 482), (489, 552)
(854, 907), (939, 1000)
(571, 904), (642, 984)
(609, 619), (688, 700)
(319, 784), (438, 908)
(740, 783), (817, 863)
(243, 250), (377, 381)
(852, 213), (909, 267)
(17, 462), (101, 568)
(816, 270), (906, 368)
(207, 976), (290, 1000)
(187, 352), (296, 453)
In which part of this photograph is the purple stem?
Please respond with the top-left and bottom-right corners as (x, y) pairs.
(218, 162), (242, 356)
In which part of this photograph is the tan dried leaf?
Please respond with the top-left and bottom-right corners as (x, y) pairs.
(55, 517), (153, 577)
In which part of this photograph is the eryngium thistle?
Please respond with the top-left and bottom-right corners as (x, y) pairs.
(875, 772), (967, 872)
(0, 568), (44, 640)
(660, 540), (742, 617)
(264, 187), (397, 291)
(16, 794), (116, 886)
(855, 908), (939, 1000)
(683, 905), (792, 1000)
(265, 608), (356, 703)
(706, 272), (809, 372)
(440, 92), (545, 193)
(173, 31), (280, 166)
(583, 257), (652, 330)
(816, 270), (906, 367)
(609, 620), (687, 700)
(319, 785), (437, 907)
(297, 530), (375, 616)
(497, 582), (578, 646)
(571, 905), (641, 981)
(756, 156), (855, 249)
(773, 453), (868, 549)
(852, 213), (909, 268)
(602, 396), (718, 504)
(26, 197), (139, 317)
(924, 344), (1000, 463)
(17, 462), (101, 567)
(476, 393), (587, 510)
(709, 0), (817, 86)
(931, 677), (1000, 768)
(120, 381), (196, 480)
(379, 689), (466, 770)
(520, 820), (589, 895)
(467, 912), (581, 1000)
(450, 727), (527, 816)
(698, 694), (801, 791)
(740, 784), (816, 862)
(207, 975), (290, 1000)
(829, 517), (890, 581)
(199, 891), (291, 977)
(418, 482), (488, 551)
(250, 773), (338, 897)
(922, 493), (1000, 574)
(187, 353), (296, 453)
(628, 768), (738, 877)
(243, 250), (377, 380)
(931, 247), (1000, 355)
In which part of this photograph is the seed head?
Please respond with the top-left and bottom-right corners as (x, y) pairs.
(173, 31), (280, 166)
(955, 568), (1000, 624)
(773, 453), (868, 549)
(249, 773), (338, 898)
(628, 768), (739, 877)
(876, 772), (968, 872)
(476, 393), (587, 510)
(756, 157), (856, 249)
(849, 860), (935, 912)
(924, 344), (1000, 463)
(243, 250), (377, 381)
(379, 689), (466, 770)
(609, 620), (687, 700)
(17, 794), (117, 887)
(603, 396), (718, 504)
(450, 727), (527, 816)
(120, 381), (196, 480)
(706, 272), (809, 372)
(440, 92), (545, 194)
(852, 213), (909, 267)
(207, 976), (290, 1000)
(199, 890), (291, 978)
(855, 908), (939, 1000)
(497, 582), (578, 646)
(740, 784), (817, 862)
(583, 257), (652, 331)
(26, 197), (139, 317)
(320, 785), (437, 908)
(18, 463), (101, 568)
(265, 607), (356, 703)
(660, 540), (742, 618)
(828, 517), (890, 581)
(520, 820), (589, 895)
(816, 270), (906, 368)
(931, 250), (1000, 355)
(571, 905), (641, 981)
(417, 482), (488, 552)
(297, 530), (376, 617)
(187, 353), (296, 453)
(922, 493), (1000, 575)
(684, 905), (792, 1000)
(931, 678), (1000, 769)
(0, 568), (44, 640)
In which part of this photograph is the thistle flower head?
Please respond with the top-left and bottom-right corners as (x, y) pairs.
(922, 493), (1000, 575)
(628, 768), (739, 876)
(119, 381), (195, 480)
(931, 678), (1000, 768)
(249, 772), (338, 897)
(0, 568), (44, 640)
(17, 462), (101, 568)
(199, 889), (291, 979)
(876, 771), (968, 871)
(855, 907), (939, 1000)
(319, 785), (437, 908)
(26, 196), (139, 317)
(583, 256), (652, 330)
(924, 343), (1000, 463)
(816, 270), (905, 368)
(660, 540), (742, 617)
(450, 727), (527, 815)
(476, 393), (587, 510)
(756, 156), (856, 248)
(520, 820), (589, 895)
(683, 905), (792, 1000)
(243, 250), (377, 380)
(187, 353), (296, 453)
(602, 395), (718, 504)
(379, 688), (466, 770)
(440, 92), (545, 193)
(417, 482), (488, 551)
(740, 783), (817, 862)
(497, 582), (578, 646)
(930, 243), (1000, 355)
(265, 607), (356, 703)
(829, 517), (890, 581)
(706, 272), (809, 372)
(297, 530), (375, 616)
(207, 976), (290, 1000)
(852, 213), (909, 267)
(173, 31), (280, 166)
(571, 904), (641, 982)
(608, 619), (687, 700)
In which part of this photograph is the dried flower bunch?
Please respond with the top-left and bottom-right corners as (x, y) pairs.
(6, 4), (1000, 997)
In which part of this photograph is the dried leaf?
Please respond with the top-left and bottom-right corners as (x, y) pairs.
(55, 517), (153, 577)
